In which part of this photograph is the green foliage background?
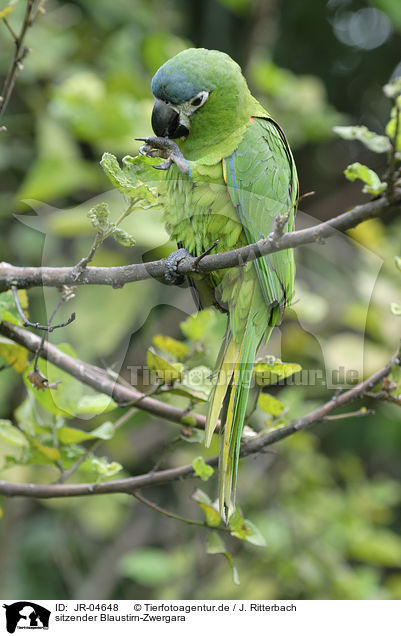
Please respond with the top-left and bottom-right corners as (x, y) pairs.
(0, 0), (401, 600)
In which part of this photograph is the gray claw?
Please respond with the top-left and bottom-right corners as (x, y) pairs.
(136, 136), (189, 174)
(165, 248), (191, 284)
(153, 158), (173, 170)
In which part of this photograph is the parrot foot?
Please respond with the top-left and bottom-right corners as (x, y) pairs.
(136, 136), (189, 174)
(164, 248), (191, 284)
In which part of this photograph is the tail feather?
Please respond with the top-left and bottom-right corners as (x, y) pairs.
(205, 328), (237, 447)
(219, 320), (259, 517)
(205, 316), (262, 519)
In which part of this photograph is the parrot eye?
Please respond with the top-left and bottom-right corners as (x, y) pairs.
(190, 91), (209, 109)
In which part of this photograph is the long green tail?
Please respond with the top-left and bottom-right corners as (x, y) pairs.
(205, 318), (261, 519)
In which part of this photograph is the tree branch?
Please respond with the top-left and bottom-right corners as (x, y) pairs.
(0, 320), (208, 429)
(0, 346), (398, 500)
(1, 191), (399, 292)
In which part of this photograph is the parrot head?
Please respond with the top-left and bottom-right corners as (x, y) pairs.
(150, 48), (253, 149)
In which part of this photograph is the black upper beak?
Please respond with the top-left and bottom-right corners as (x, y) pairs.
(151, 98), (189, 139)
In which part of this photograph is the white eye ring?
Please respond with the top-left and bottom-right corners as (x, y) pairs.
(190, 91), (209, 109)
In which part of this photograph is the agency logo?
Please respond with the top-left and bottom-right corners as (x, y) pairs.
(2, 602), (50, 634)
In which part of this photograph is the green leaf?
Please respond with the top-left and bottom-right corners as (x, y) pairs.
(180, 309), (217, 341)
(172, 366), (213, 402)
(344, 163), (387, 195)
(90, 421), (115, 440)
(0, 420), (29, 447)
(0, 337), (28, 373)
(229, 509), (267, 546)
(258, 393), (285, 415)
(229, 508), (250, 540)
(241, 519), (267, 547)
(199, 505), (221, 528)
(386, 99), (401, 152)
(333, 125), (391, 153)
(80, 456), (122, 479)
(391, 303), (401, 316)
(57, 422), (114, 445)
(87, 202), (110, 232)
(147, 348), (183, 383)
(110, 226), (136, 247)
(152, 334), (189, 359)
(76, 394), (118, 414)
(192, 488), (221, 527)
(192, 488), (212, 505)
(206, 530), (226, 553)
(192, 456), (214, 481)
(101, 153), (159, 204)
(395, 256), (401, 273)
(254, 356), (302, 386)
(30, 440), (61, 462)
(206, 532), (240, 585)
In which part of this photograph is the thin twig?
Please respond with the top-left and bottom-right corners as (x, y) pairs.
(11, 285), (76, 332)
(132, 491), (224, 530)
(322, 407), (375, 421)
(2, 18), (18, 41)
(72, 231), (104, 280)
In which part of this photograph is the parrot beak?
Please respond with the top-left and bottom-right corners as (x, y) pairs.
(151, 98), (189, 139)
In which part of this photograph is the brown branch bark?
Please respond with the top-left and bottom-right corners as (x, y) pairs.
(0, 346), (398, 500)
(1, 191), (399, 292)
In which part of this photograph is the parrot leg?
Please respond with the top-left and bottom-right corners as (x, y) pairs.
(136, 137), (189, 174)
(165, 247), (191, 284)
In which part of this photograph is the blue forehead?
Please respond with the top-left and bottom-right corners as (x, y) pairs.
(151, 67), (204, 104)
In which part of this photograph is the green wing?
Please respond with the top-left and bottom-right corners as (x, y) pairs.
(223, 117), (298, 320)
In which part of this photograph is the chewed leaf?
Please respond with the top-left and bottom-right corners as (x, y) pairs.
(101, 153), (159, 204)
(333, 125), (391, 153)
(344, 163), (387, 196)
(254, 356), (301, 386)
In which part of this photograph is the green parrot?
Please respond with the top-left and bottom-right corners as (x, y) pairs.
(138, 48), (298, 517)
